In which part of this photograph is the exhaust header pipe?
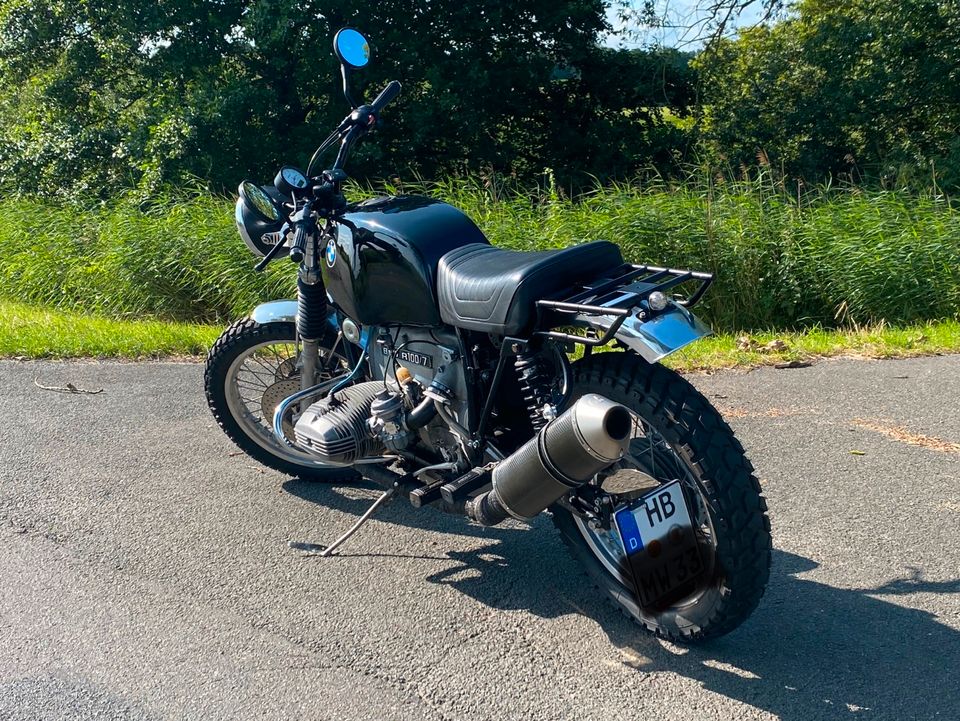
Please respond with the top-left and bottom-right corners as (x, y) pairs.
(467, 394), (632, 526)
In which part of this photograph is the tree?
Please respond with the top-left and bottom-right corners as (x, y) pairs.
(0, 0), (695, 195)
(693, 0), (960, 187)
(0, 0), (250, 193)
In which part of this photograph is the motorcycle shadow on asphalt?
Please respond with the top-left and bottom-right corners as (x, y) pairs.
(282, 477), (534, 553)
(284, 478), (960, 720)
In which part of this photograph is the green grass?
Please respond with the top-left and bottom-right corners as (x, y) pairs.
(2, 300), (957, 367)
(0, 191), (293, 323)
(0, 175), (958, 330)
(417, 175), (960, 330)
(665, 319), (960, 371)
(0, 300), (219, 359)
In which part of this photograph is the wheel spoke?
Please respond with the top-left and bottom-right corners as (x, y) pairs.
(245, 354), (284, 378)
(267, 344), (292, 364)
(236, 379), (270, 394)
(237, 366), (275, 386)
(223, 333), (351, 470)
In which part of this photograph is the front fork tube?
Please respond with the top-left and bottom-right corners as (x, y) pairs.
(299, 338), (320, 390)
(296, 229), (328, 390)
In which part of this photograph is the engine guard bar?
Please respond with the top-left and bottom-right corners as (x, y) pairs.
(272, 374), (349, 449)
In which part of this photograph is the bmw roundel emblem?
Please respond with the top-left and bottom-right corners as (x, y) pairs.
(325, 238), (337, 267)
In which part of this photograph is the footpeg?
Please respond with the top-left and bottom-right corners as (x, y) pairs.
(440, 465), (492, 505)
(409, 477), (448, 508)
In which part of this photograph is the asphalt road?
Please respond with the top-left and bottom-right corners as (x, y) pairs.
(1, 355), (958, 721)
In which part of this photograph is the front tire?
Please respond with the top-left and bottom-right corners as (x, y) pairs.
(552, 352), (771, 642)
(204, 318), (358, 482)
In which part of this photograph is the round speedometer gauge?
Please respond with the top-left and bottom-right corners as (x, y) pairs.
(275, 166), (309, 196)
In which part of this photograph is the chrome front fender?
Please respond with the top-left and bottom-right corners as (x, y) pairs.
(579, 304), (712, 364)
(249, 299), (299, 325)
(249, 299), (342, 350)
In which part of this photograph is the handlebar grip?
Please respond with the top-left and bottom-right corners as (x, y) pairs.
(289, 223), (308, 263)
(371, 80), (402, 113)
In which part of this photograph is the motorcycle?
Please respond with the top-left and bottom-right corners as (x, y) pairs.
(205, 28), (771, 642)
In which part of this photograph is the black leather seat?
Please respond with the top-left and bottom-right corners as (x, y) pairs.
(437, 241), (624, 335)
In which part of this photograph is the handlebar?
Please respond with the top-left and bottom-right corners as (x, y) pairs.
(254, 77), (401, 272)
(330, 80), (402, 171)
(288, 222), (308, 263)
(371, 80), (402, 113)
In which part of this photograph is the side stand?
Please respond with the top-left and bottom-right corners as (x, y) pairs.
(289, 488), (397, 557)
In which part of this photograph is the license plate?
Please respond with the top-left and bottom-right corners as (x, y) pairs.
(614, 481), (704, 608)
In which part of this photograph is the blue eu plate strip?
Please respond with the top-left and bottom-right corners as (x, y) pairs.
(615, 507), (644, 556)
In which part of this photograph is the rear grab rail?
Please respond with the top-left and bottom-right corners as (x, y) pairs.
(533, 263), (714, 347)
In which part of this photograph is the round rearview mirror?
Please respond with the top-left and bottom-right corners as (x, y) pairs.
(333, 28), (371, 69)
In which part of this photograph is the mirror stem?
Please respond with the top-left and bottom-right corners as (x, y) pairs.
(340, 65), (357, 108)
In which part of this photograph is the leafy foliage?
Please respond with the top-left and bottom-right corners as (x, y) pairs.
(694, 0), (960, 188)
(0, 0), (957, 341)
(0, 0), (695, 195)
(1, 181), (957, 329)
(3, 0), (957, 193)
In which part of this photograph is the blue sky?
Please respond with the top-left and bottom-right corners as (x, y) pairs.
(604, 0), (771, 49)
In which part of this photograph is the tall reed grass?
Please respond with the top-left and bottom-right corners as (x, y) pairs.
(1, 176), (957, 330)
(0, 191), (292, 322)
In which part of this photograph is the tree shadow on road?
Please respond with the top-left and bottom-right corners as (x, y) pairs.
(629, 550), (960, 720)
(425, 540), (960, 720)
(283, 478), (960, 719)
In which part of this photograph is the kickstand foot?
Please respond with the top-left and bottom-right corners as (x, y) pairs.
(288, 488), (397, 557)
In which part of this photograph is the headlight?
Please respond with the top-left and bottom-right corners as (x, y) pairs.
(236, 181), (287, 257)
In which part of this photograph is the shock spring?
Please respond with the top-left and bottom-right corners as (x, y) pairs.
(514, 349), (553, 432)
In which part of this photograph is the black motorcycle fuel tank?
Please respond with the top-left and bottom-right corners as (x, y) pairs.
(322, 196), (489, 326)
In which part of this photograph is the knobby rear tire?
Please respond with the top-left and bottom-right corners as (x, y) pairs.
(552, 351), (771, 642)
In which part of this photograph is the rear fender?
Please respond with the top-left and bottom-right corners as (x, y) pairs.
(580, 304), (712, 364)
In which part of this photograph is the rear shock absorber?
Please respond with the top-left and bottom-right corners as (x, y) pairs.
(514, 348), (554, 432)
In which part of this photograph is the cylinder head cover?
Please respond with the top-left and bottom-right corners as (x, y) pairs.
(294, 381), (385, 464)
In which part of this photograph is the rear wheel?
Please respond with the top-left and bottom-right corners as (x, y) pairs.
(204, 318), (359, 481)
(552, 352), (771, 642)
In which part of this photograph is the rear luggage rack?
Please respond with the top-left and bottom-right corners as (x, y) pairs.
(534, 263), (714, 347)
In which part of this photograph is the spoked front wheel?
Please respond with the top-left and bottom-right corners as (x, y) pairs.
(552, 352), (771, 642)
(204, 318), (358, 481)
